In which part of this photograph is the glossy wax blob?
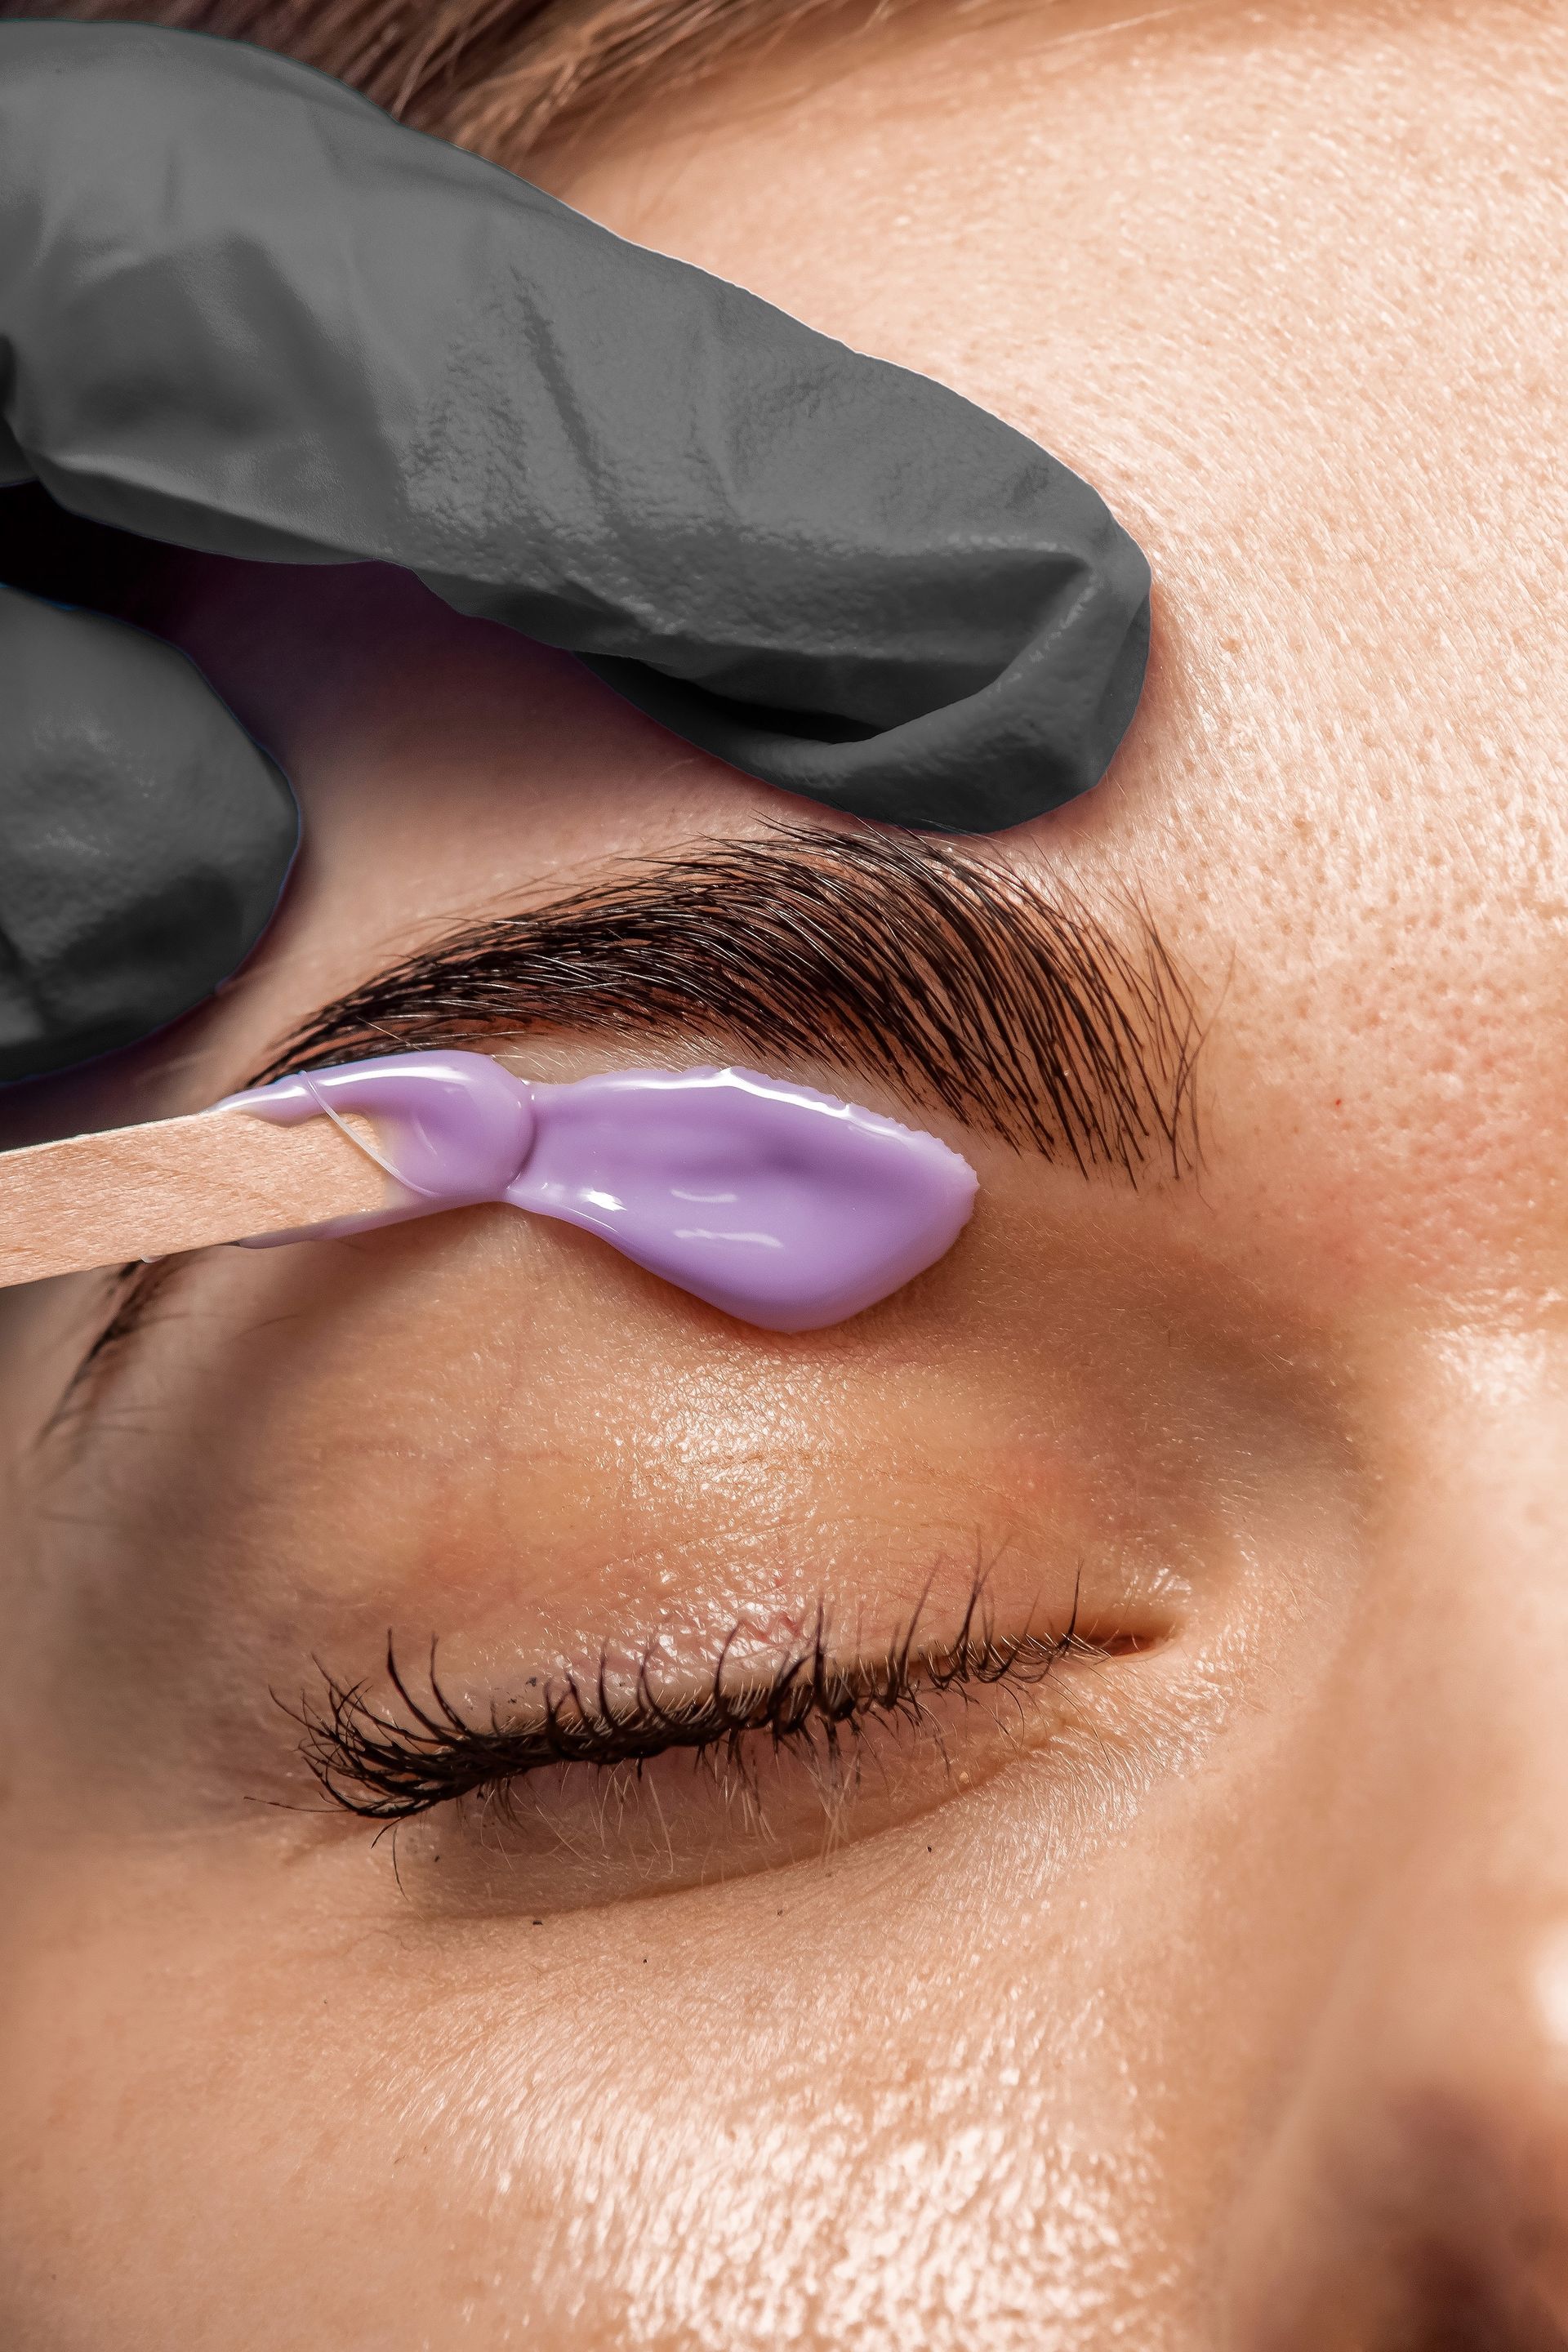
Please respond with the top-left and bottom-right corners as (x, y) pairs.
(221, 1051), (977, 1332)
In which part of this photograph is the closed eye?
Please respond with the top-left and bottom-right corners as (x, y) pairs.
(281, 1572), (1123, 1841)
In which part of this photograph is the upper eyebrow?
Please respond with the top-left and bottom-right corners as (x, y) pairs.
(256, 826), (1203, 1178)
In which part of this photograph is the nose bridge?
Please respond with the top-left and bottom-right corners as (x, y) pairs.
(1396, 1325), (1568, 1802)
(1222, 1329), (1568, 2347)
(1323, 1332), (1568, 1914)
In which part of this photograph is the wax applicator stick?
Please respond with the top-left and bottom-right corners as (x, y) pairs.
(0, 1049), (979, 1330)
(0, 1107), (391, 1289)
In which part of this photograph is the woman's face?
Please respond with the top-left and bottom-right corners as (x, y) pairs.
(2, 0), (1565, 2341)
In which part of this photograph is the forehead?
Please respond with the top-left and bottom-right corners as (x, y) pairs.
(530, 0), (1566, 1267)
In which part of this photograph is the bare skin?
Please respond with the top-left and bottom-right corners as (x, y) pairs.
(1, 0), (1566, 2343)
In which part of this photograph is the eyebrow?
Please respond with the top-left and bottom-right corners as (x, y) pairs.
(255, 825), (1202, 1176)
(53, 826), (1201, 1424)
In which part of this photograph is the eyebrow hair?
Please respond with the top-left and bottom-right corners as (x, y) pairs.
(51, 826), (1201, 1428)
(256, 825), (1202, 1178)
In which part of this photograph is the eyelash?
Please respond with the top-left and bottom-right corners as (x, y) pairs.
(286, 1579), (1092, 1827)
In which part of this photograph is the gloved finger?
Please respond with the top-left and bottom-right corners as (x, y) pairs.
(0, 585), (297, 1082)
(0, 20), (1150, 834)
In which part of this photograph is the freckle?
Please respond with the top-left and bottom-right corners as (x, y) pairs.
(532, 1918), (544, 1927)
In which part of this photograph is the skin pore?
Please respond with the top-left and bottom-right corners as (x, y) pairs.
(2, 0), (1566, 2344)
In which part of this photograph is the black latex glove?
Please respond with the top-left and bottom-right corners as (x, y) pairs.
(0, 19), (1151, 1083)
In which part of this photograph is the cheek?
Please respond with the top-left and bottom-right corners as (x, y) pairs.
(0, 1737), (1214, 2350)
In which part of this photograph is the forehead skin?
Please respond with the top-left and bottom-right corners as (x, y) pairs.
(1, 2), (1566, 2348)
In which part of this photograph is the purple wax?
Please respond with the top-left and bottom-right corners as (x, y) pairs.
(222, 1051), (977, 1332)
